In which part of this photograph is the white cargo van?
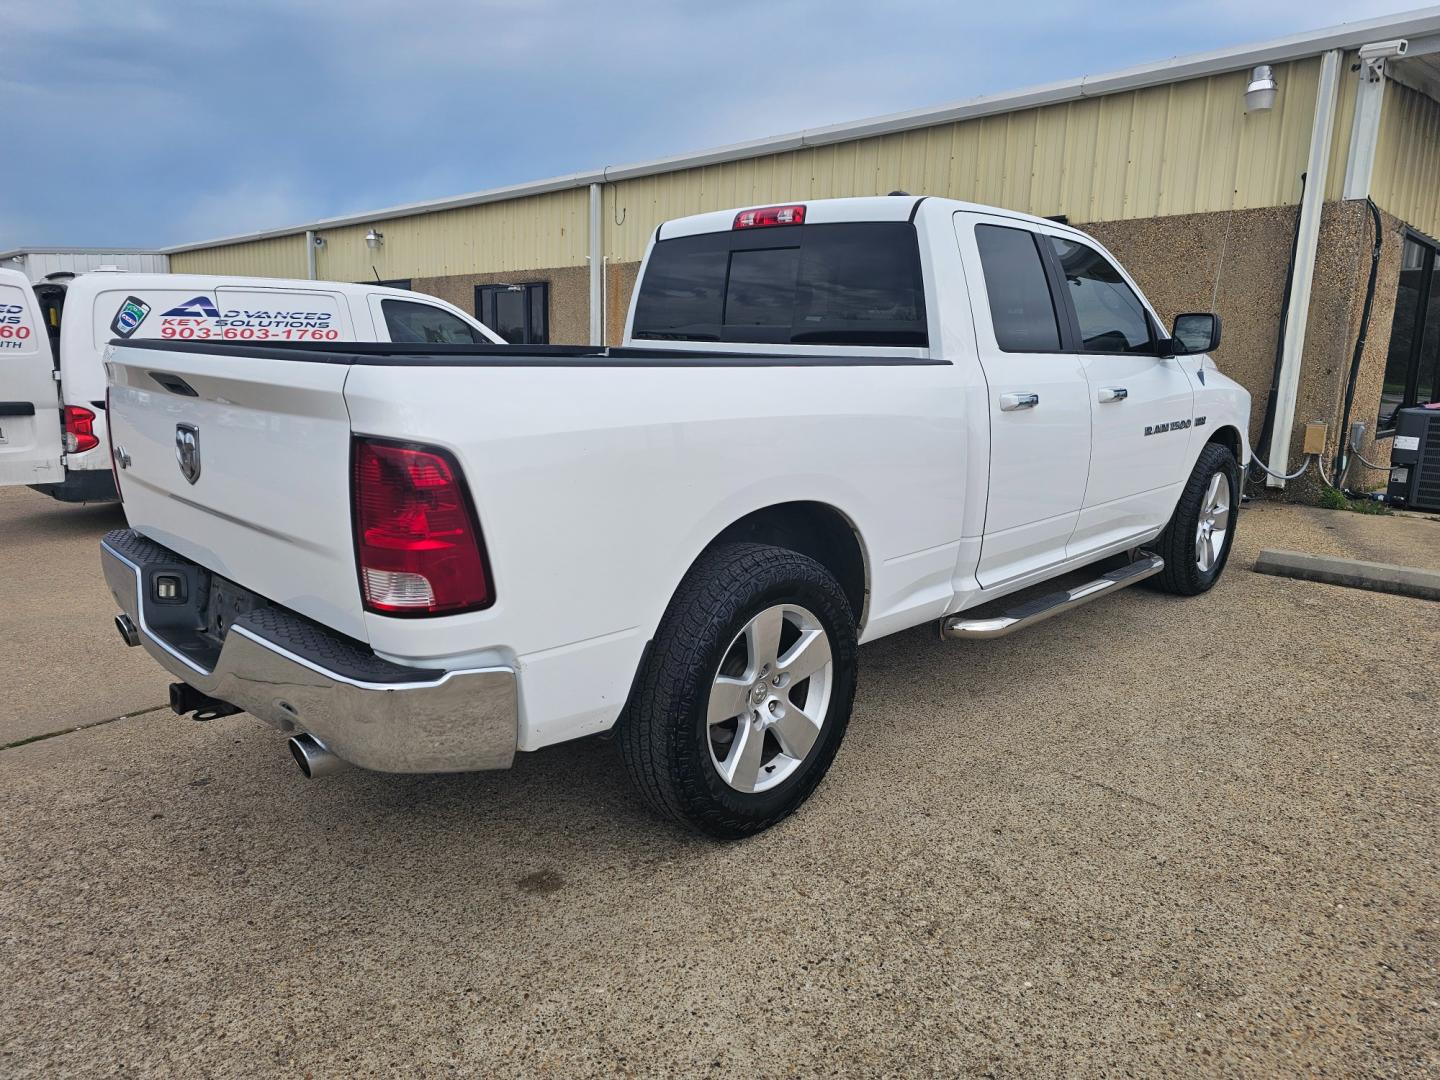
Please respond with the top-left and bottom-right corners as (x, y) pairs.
(0, 269), (503, 502)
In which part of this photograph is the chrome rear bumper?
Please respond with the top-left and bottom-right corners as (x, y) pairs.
(100, 529), (517, 772)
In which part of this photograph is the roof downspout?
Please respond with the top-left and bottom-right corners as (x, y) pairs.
(1342, 47), (1392, 198)
(588, 183), (603, 345)
(1266, 48), (1343, 488)
(305, 229), (317, 281)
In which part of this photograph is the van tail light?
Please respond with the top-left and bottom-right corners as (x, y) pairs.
(733, 204), (806, 229)
(351, 437), (493, 616)
(62, 405), (99, 454)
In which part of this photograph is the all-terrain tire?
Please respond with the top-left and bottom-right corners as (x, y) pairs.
(1147, 441), (1240, 596)
(617, 542), (858, 839)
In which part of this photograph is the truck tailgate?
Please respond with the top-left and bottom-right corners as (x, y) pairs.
(107, 345), (367, 641)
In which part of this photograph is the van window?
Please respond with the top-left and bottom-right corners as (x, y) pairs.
(631, 222), (927, 347)
(1048, 237), (1153, 353)
(974, 225), (1062, 352)
(381, 299), (485, 344)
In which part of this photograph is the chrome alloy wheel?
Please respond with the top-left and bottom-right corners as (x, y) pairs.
(1195, 470), (1232, 573)
(706, 603), (834, 794)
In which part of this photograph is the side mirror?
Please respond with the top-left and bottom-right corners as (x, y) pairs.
(1169, 312), (1221, 355)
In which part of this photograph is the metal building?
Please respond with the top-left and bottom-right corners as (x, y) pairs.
(164, 9), (1440, 490)
(0, 248), (170, 283)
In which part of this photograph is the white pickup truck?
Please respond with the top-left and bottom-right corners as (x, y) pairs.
(101, 196), (1250, 838)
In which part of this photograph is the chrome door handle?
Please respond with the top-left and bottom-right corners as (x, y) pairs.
(1098, 387), (1129, 403)
(999, 392), (1040, 412)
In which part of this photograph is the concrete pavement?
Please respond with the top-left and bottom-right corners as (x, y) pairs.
(1, 488), (1436, 1077)
(0, 487), (170, 747)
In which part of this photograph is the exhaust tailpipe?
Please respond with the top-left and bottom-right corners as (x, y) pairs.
(115, 613), (141, 647)
(288, 733), (345, 779)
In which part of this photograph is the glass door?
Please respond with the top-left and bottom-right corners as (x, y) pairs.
(476, 283), (549, 344)
(1379, 233), (1440, 432)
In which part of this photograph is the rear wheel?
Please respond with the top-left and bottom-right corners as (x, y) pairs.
(1148, 442), (1239, 596)
(618, 543), (858, 839)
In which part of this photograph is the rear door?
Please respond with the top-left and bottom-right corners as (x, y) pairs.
(1043, 236), (1195, 555)
(955, 213), (1092, 587)
(0, 271), (64, 487)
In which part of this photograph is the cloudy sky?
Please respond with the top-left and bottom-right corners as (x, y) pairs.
(0, 0), (1425, 250)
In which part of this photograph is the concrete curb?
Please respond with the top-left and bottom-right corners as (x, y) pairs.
(1254, 549), (1440, 602)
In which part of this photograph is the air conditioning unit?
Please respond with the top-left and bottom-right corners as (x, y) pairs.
(1385, 405), (1440, 511)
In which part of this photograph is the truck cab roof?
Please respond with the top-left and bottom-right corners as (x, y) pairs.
(656, 194), (1085, 241)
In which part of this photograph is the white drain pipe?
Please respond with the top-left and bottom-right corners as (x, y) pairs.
(1266, 49), (1342, 488)
(588, 183), (603, 345)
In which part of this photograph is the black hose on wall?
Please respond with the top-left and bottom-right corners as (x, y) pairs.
(1335, 198), (1383, 484)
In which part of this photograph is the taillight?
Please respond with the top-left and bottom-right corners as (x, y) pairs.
(62, 405), (99, 454)
(734, 204), (806, 229)
(351, 437), (493, 616)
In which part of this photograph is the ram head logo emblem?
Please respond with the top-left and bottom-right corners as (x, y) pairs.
(175, 423), (201, 485)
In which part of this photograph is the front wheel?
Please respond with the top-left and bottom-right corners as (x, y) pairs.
(618, 543), (858, 839)
(1148, 442), (1240, 596)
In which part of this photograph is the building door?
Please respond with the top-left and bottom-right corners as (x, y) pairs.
(476, 282), (549, 344)
(1378, 232), (1440, 433)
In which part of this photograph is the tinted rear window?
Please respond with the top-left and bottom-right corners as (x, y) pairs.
(631, 222), (927, 347)
(974, 225), (1061, 352)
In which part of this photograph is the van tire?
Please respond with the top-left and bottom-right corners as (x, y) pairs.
(618, 543), (858, 840)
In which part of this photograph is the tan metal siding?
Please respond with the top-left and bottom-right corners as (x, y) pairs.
(176, 56), (1364, 273)
(604, 59), (1335, 262)
(169, 234), (308, 278)
(172, 190), (589, 280)
(310, 189), (589, 281)
(1371, 79), (1440, 239)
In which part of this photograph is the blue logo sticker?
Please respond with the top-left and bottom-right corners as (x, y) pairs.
(110, 296), (152, 338)
(161, 296), (221, 318)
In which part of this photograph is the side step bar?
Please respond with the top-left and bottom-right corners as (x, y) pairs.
(942, 553), (1165, 641)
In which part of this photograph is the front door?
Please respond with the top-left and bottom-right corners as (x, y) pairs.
(0, 273), (64, 488)
(956, 213), (1092, 588)
(1041, 236), (1195, 555)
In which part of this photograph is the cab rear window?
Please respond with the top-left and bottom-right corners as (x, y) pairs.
(631, 222), (928, 347)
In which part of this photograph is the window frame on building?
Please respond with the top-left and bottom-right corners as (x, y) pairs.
(1378, 229), (1440, 434)
(476, 282), (550, 344)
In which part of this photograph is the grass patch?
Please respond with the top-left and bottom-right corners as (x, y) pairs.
(1319, 487), (1392, 515)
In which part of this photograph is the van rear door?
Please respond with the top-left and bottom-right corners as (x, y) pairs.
(0, 270), (64, 488)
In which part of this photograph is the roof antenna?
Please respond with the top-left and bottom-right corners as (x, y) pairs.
(372, 265), (382, 283)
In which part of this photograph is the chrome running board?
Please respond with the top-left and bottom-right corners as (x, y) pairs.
(942, 553), (1165, 641)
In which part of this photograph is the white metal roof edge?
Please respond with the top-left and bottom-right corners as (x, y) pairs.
(0, 247), (166, 258)
(163, 6), (1440, 254)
